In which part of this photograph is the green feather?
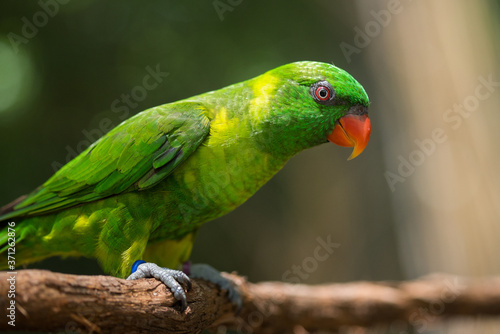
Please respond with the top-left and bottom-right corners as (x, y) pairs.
(0, 61), (369, 277)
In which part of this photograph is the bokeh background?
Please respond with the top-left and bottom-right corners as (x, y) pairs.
(1, 1), (499, 332)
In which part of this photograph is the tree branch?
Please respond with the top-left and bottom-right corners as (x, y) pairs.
(1, 270), (500, 333)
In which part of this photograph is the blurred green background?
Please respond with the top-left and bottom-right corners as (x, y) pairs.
(1, 1), (500, 332)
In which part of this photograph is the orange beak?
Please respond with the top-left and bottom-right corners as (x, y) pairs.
(327, 113), (371, 160)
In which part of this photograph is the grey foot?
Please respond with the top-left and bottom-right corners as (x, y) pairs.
(127, 262), (192, 310)
(190, 263), (242, 311)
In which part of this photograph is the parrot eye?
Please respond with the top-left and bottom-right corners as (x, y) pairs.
(310, 81), (335, 104)
(316, 87), (330, 100)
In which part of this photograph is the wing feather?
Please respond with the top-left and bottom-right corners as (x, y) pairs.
(0, 102), (211, 220)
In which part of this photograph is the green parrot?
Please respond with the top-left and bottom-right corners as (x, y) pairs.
(0, 61), (370, 308)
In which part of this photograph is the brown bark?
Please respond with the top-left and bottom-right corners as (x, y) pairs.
(1, 270), (500, 333)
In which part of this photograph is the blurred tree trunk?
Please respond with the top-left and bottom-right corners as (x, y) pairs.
(356, 0), (500, 332)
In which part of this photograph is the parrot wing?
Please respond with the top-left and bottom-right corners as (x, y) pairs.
(1, 101), (211, 220)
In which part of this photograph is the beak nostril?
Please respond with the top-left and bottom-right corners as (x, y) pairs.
(348, 105), (368, 116)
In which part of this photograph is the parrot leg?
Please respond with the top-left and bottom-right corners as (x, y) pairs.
(127, 260), (242, 312)
(127, 261), (192, 310)
(189, 263), (242, 312)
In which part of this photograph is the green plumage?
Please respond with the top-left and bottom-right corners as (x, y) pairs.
(0, 61), (369, 278)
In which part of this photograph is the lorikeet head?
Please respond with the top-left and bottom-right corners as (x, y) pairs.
(254, 61), (370, 159)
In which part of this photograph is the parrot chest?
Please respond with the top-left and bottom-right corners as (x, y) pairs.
(148, 140), (284, 239)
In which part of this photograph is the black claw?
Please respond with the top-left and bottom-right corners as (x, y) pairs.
(234, 302), (242, 316)
(180, 299), (187, 311)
